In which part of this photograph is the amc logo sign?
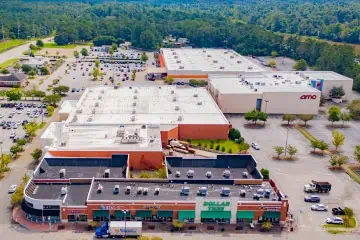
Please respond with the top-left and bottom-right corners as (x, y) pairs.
(300, 95), (317, 100)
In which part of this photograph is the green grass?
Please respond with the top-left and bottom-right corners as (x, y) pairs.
(295, 125), (318, 142)
(326, 229), (345, 234)
(0, 58), (19, 69)
(38, 122), (47, 129)
(0, 39), (27, 53)
(343, 166), (360, 185)
(189, 139), (249, 153)
(43, 43), (77, 49)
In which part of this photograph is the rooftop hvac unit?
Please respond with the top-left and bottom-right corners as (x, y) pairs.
(176, 60), (181, 63)
(181, 186), (190, 195)
(248, 66), (253, 70)
(254, 89), (258, 92)
(133, 102), (136, 106)
(59, 169), (66, 178)
(174, 56), (178, 59)
(87, 116), (93, 122)
(178, 116), (183, 121)
(133, 95), (137, 100)
(104, 169), (110, 178)
(98, 96), (102, 100)
(134, 89), (138, 93)
(142, 125), (146, 129)
(154, 187), (160, 195)
(187, 170), (194, 178)
(223, 170), (231, 178)
(100, 90), (105, 94)
(175, 106), (180, 111)
(137, 187), (143, 195)
(295, 81), (301, 84)
(255, 82), (260, 86)
(219, 66), (225, 70)
(193, 93), (198, 97)
(207, 55), (212, 57)
(275, 82), (279, 85)
(97, 184), (103, 193)
(171, 90), (175, 94)
(205, 171), (212, 178)
(175, 171), (181, 177)
(179, 66), (184, 69)
(113, 85), (119, 90)
(125, 186), (131, 194)
(197, 102), (202, 105)
(131, 116), (136, 122)
(173, 97), (176, 102)
(261, 82), (266, 86)
(242, 172), (248, 178)
(221, 187), (230, 197)
(213, 60), (218, 63)
(92, 109), (96, 114)
(202, 50), (207, 53)
(172, 52), (176, 55)
(240, 189), (246, 197)
(61, 186), (68, 195)
(224, 51), (228, 54)
(230, 55), (234, 58)
(113, 185), (120, 194)
(143, 188), (149, 195)
(198, 187), (208, 196)
(132, 110), (136, 114)
(60, 141), (67, 146)
(76, 109), (83, 114)
(237, 60), (242, 63)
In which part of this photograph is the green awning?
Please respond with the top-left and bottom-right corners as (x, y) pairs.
(157, 210), (173, 218)
(114, 210), (131, 218)
(93, 210), (109, 218)
(236, 211), (254, 219)
(201, 211), (231, 219)
(178, 211), (195, 222)
(264, 211), (281, 218)
(135, 210), (152, 218)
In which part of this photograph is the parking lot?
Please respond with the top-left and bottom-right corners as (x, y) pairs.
(0, 101), (49, 153)
(226, 115), (360, 233)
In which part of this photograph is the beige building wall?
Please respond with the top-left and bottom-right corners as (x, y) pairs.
(321, 79), (353, 101)
(216, 93), (261, 113)
(262, 91), (320, 114)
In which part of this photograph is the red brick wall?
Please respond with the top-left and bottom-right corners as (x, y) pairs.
(160, 126), (179, 146)
(178, 124), (230, 140)
(159, 54), (166, 68)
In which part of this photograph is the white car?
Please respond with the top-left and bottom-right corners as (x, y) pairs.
(326, 217), (343, 225)
(251, 142), (260, 150)
(9, 132), (16, 138)
(0, 114), (4, 118)
(311, 204), (328, 211)
(8, 185), (17, 194)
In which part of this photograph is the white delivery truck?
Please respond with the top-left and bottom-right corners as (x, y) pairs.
(95, 221), (142, 238)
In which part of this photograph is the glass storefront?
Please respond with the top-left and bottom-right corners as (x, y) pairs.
(200, 211), (231, 223)
(68, 214), (88, 222)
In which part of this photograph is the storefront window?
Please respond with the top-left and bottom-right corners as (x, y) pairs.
(201, 218), (230, 224)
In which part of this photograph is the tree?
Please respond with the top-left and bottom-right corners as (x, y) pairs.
(271, 50), (277, 58)
(24, 122), (39, 138)
(80, 48), (88, 57)
(261, 221), (273, 232)
(282, 114), (296, 126)
(31, 148), (43, 163)
(260, 168), (269, 179)
(257, 111), (268, 125)
(332, 130), (345, 152)
(329, 86), (345, 99)
(92, 68), (100, 81)
(28, 69), (37, 76)
(0, 68), (9, 74)
(244, 109), (259, 125)
(343, 207), (354, 227)
(40, 66), (49, 75)
(36, 39), (44, 48)
(317, 140), (329, 155)
(141, 52), (149, 62)
(347, 100), (360, 119)
(293, 59), (307, 71)
(13, 63), (21, 72)
(329, 154), (348, 167)
(311, 139), (320, 152)
(355, 145), (360, 163)
(46, 105), (55, 116)
(10, 145), (24, 158)
(73, 50), (79, 58)
(16, 139), (27, 146)
(43, 94), (62, 106)
(6, 89), (22, 101)
(11, 184), (25, 206)
(109, 48), (114, 59)
(339, 112), (351, 126)
(273, 146), (285, 158)
(328, 106), (341, 126)
(165, 77), (174, 85)
(286, 145), (298, 159)
(0, 154), (12, 172)
(29, 44), (36, 50)
(299, 114), (313, 126)
(95, 60), (100, 68)
(268, 59), (276, 68)
(53, 85), (70, 96)
(0, 90), (7, 99)
(228, 128), (241, 141)
(21, 64), (32, 74)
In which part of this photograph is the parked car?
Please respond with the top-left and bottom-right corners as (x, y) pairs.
(304, 195), (320, 203)
(9, 132), (16, 138)
(251, 142), (260, 150)
(8, 185), (17, 194)
(332, 207), (345, 215)
(311, 204), (328, 211)
(326, 217), (343, 225)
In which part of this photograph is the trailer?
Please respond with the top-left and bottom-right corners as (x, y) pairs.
(95, 221), (142, 238)
(304, 180), (331, 193)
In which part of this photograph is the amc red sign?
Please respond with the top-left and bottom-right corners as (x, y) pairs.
(300, 95), (317, 100)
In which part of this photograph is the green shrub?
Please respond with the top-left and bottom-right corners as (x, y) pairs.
(260, 168), (270, 179)
(204, 143), (208, 148)
(215, 145), (220, 151)
(221, 146), (226, 152)
(228, 148), (232, 153)
(139, 171), (153, 178)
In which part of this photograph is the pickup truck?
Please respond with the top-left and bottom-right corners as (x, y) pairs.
(332, 207), (345, 215)
(304, 180), (331, 193)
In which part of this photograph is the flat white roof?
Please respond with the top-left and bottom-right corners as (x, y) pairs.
(42, 122), (162, 151)
(66, 86), (229, 125)
(209, 73), (320, 94)
(161, 48), (265, 73)
(299, 71), (353, 81)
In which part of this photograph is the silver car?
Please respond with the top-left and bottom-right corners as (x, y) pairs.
(311, 204), (328, 211)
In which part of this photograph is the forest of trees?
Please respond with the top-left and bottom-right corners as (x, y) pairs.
(0, 0), (359, 90)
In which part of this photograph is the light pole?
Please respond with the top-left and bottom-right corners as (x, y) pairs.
(264, 100), (269, 114)
(284, 127), (290, 157)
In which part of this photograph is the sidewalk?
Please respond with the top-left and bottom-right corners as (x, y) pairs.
(12, 207), (58, 232)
